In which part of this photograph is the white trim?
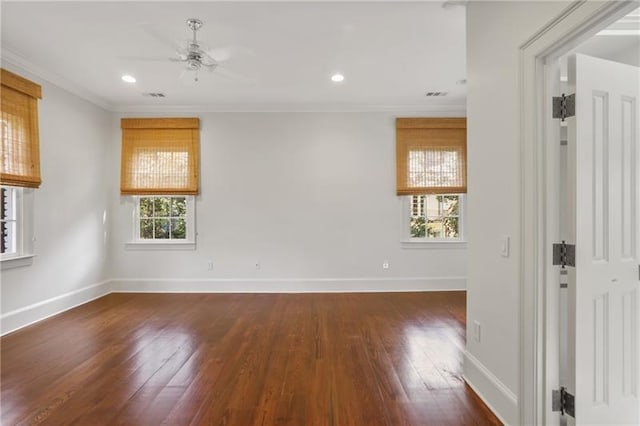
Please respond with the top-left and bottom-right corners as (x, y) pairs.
(519, 1), (638, 425)
(1, 254), (35, 270)
(0, 49), (113, 111)
(0, 280), (112, 336)
(125, 242), (196, 250)
(110, 276), (466, 293)
(115, 103), (467, 114)
(463, 350), (517, 426)
(400, 240), (467, 249)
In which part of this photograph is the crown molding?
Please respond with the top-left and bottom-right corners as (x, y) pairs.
(0, 49), (114, 111)
(114, 103), (467, 114)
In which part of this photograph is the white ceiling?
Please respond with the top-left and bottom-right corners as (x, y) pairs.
(0, 1), (467, 111)
(575, 7), (640, 67)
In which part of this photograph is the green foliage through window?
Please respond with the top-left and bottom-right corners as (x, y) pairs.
(139, 196), (187, 240)
(409, 195), (460, 239)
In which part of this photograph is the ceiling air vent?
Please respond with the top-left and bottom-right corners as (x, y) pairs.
(143, 92), (166, 98)
(425, 91), (448, 97)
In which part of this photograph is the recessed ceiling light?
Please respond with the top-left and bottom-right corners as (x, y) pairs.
(331, 73), (345, 83)
(121, 75), (136, 83)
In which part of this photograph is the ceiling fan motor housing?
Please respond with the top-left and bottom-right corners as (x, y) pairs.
(187, 18), (203, 32)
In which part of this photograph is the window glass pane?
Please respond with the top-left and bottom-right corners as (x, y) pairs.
(410, 216), (426, 238)
(440, 195), (459, 216)
(443, 216), (459, 238)
(140, 219), (154, 239)
(153, 197), (170, 217)
(154, 219), (170, 239)
(171, 218), (186, 239)
(171, 197), (187, 217)
(410, 195), (425, 217)
(1, 221), (16, 254)
(426, 218), (444, 238)
(425, 195), (442, 218)
(139, 197), (153, 218)
(1, 188), (16, 255)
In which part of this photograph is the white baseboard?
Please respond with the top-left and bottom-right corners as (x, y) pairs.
(110, 276), (466, 293)
(1, 280), (112, 336)
(463, 350), (518, 426)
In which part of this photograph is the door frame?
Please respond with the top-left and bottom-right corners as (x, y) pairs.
(519, 1), (639, 425)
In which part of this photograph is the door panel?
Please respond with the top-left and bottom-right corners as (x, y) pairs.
(568, 54), (639, 425)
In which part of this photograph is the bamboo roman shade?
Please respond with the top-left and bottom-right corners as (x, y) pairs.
(120, 118), (200, 195)
(1, 69), (42, 188)
(396, 118), (467, 195)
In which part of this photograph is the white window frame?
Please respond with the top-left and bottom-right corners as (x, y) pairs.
(400, 194), (467, 249)
(1, 186), (35, 269)
(126, 195), (196, 250)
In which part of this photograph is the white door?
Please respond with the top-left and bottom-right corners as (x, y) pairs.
(565, 53), (639, 425)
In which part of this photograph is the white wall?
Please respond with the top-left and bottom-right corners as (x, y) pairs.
(464, 2), (571, 424)
(0, 64), (113, 333)
(110, 112), (468, 292)
(0, 70), (469, 332)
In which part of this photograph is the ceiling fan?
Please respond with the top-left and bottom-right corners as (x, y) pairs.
(172, 18), (218, 79)
(131, 18), (250, 83)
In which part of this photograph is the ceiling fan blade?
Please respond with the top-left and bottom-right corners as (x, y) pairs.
(213, 66), (256, 85)
(207, 47), (231, 63)
(206, 45), (254, 63)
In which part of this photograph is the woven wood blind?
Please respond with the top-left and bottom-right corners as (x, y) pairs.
(120, 118), (200, 195)
(396, 118), (467, 196)
(1, 69), (42, 188)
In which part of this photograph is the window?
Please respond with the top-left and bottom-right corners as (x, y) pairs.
(408, 194), (463, 240)
(1, 186), (34, 267)
(396, 118), (466, 246)
(129, 196), (195, 248)
(121, 118), (199, 249)
(1, 69), (41, 267)
(1, 187), (18, 256)
(136, 195), (193, 239)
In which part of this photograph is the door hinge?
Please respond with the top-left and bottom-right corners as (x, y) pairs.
(553, 241), (575, 268)
(552, 93), (575, 121)
(552, 387), (575, 418)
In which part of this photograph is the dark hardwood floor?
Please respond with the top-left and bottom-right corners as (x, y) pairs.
(1, 292), (501, 425)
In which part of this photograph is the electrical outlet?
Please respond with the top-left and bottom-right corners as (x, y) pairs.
(255, 262), (261, 270)
(207, 261), (214, 271)
(382, 261), (390, 270)
(473, 320), (481, 342)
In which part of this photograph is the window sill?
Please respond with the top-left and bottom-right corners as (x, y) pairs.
(125, 241), (196, 251)
(1, 254), (35, 270)
(401, 240), (467, 249)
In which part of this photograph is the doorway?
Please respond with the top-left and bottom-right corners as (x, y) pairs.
(519, 2), (640, 425)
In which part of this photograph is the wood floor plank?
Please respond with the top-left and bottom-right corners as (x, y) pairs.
(1, 292), (502, 425)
